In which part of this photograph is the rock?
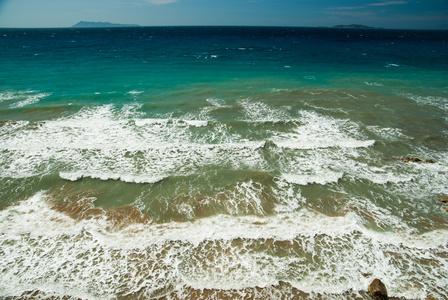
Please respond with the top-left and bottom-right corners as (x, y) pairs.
(368, 279), (389, 300)
(406, 157), (421, 163)
(440, 195), (448, 212)
(426, 296), (438, 300)
(394, 156), (435, 164)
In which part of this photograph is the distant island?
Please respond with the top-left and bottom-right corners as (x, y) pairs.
(332, 24), (383, 29)
(71, 22), (383, 29)
(72, 21), (140, 28)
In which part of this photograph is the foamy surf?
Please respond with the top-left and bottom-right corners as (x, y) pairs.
(269, 110), (375, 150)
(0, 90), (52, 108)
(282, 172), (344, 186)
(59, 172), (167, 184)
(1, 26), (448, 300)
(1, 191), (448, 299)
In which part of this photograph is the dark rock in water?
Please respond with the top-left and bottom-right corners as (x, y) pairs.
(426, 296), (438, 300)
(440, 195), (448, 212)
(394, 156), (435, 163)
(368, 279), (389, 300)
(405, 157), (421, 163)
(440, 195), (448, 205)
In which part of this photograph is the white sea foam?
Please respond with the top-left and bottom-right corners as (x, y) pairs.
(0, 104), (269, 179)
(385, 63), (401, 68)
(398, 92), (448, 111)
(364, 81), (384, 87)
(0, 192), (80, 237)
(59, 172), (166, 184)
(0, 91), (19, 102)
(0, 191), (369, 245)
(282, 172), (343, 186)
(367, 125), (409, 141)
(2, 102), (446, 200)
(0, 90), (51, 108)
(183, 119), (208, 127)
(14, 92), (51, 108)
(3, 191), (448, 250)
(273, 139), (375, 150)
(127, 90), (144, 95)
(1, 192), (448, 299)
(182, 98), (230, 120)
(120, 102), (146, 118)
(239, 98), (291, 122)
(270, 110), (375, 150)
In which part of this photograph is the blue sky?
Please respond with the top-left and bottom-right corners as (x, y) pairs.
(0, 0), (447, 29)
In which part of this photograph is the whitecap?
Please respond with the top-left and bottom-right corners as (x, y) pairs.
(127, 90), (144, 95)
(59, 172), (166, 184)
(397, 92), (448, 111)
(272, 139), (375, 150)
(2, 91), (52, 108)
(282, 172), (343, 186)
(364, 81), (384, 87)
(269, 110), (375, 149)
(385, 63), (401, 68)
(184, 120), (208, 127)
(239, 98), (291, 122)
(367, 126), (408, 140)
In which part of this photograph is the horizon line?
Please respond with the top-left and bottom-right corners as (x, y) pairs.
(0, 24), (446, 31)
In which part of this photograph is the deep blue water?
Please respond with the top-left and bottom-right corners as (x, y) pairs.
(1, 26), (448, 299)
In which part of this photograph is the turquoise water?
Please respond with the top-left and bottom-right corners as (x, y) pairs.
(1, 26), (448, 299)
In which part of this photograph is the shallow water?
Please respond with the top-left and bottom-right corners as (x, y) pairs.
(1, 26), (448, 299)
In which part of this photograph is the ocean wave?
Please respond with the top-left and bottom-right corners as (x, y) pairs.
(0, 91), (19, 102)
(183, 119), (209, 127)
(270, 110), (375, 150)
(0, 140), (269, 180)
(0, 90), (52, 108)
(3, 191), (447, 249)
(366, 125), (409, 141)
(282, 172), (344, 186)
(398, 92), (448, 111)
(364, 81), (384, 87)
(126, 90), (144, 95)
(59, 172), (167, 184)
(239, 98), (292, 122)
(272, 139), (375, 150)
(1, 192), (448, 299)
(0, 192), (357, 243)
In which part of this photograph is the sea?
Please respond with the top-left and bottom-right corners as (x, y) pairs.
(0, 26), (448, 299)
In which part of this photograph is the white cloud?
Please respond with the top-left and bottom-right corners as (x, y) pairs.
(325, 10), (376, 17)
(368, 1), (407, 6)
(329, 6), (366, 10)
(145, 0), (178, 4)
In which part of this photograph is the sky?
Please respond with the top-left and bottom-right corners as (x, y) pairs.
(0, 0), (447, 29)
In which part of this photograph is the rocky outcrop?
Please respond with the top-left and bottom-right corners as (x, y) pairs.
(368, 279), (389, 300)
(394, 156), (435, 163)
(366, 279), (440, 300)
(440, 195), (448, 212)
